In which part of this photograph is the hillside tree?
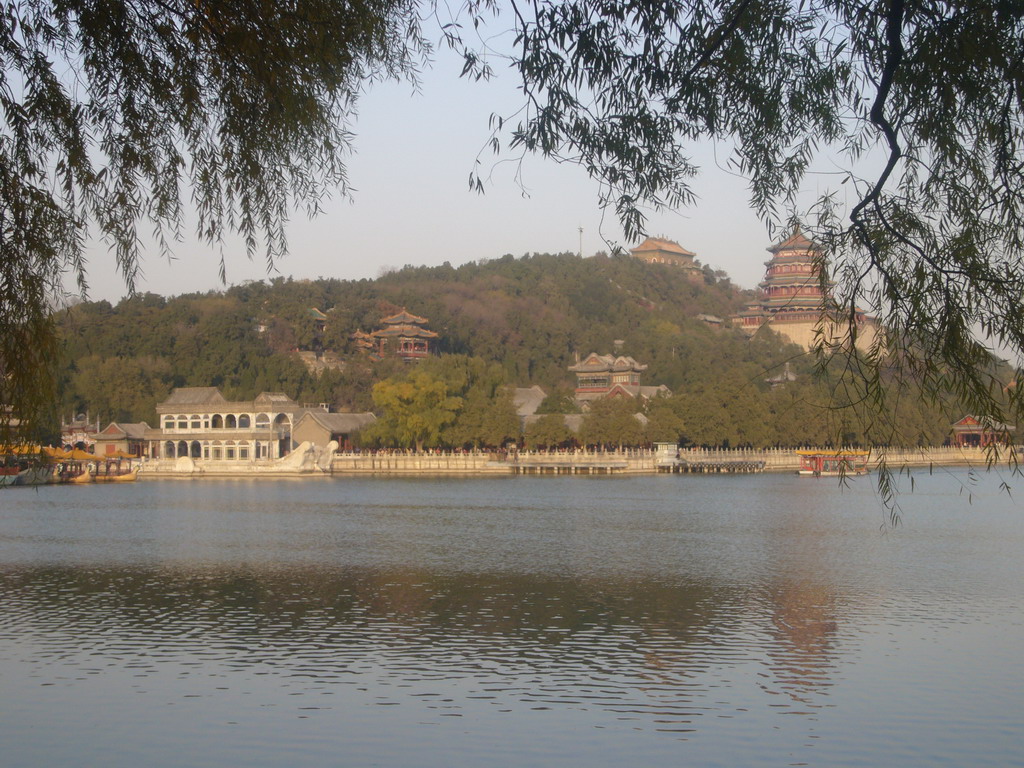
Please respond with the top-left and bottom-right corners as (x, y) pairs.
(449, 0), (1024, 449)
(6, 0), (1024, 457)
(367, 369), (462, 450)
(1, 0), (426, 445)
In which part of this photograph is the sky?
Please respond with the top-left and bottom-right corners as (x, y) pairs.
(74, 43), (850, 305)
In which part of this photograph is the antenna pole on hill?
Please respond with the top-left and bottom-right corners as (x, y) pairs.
(578, 226), (583, 259)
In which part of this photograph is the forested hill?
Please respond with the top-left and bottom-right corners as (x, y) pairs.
(57, 251), (783, 414)
(55, 251), (968, 448)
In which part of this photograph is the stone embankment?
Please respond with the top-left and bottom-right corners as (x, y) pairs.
(328, 445), (1007, 475)
(138, 445), (1012, 479)
(332, 448), (655, 475)
(331, 450), (510, 475)
(668, 445), (1005, 473)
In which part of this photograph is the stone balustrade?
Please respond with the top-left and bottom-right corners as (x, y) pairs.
(137, 444), (1017, 478)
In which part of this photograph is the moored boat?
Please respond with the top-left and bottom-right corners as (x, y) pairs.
(796, 449), (870, 477)
(1, 445), (139, 486)
(71, 465), (96, 484)
(93, 466), (139, 483)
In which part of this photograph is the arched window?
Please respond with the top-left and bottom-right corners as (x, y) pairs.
(177, 440), (188, 457)
(177, 415), (187, 429)
(190, 441), (202, 458)
(164, 441), (176, 458)
(190, 415), (201, 429)
(212, 414), (223, 429)
(226, 414), (237, 429)
(163, 416), (174, 430)
(255, 413), (270, 429)
(238, 414), (251, 428)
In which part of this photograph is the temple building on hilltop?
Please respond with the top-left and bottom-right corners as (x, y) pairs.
(630, 237), (703, 282)
(309, 307), (329, 334)
(733, 228), (875, 351)
(569, 353), (671, 406)
(353, 309), (439, 362)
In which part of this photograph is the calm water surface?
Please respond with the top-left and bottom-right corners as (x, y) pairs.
(1, 472), (1021, 767)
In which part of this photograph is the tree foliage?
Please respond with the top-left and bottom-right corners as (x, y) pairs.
(579, 397), (645, 448)
(428, 357), (521, 448)
(524, 412), (576, 449)
(643, 396), (686, 445)
(451, 0), (1024, 448)
(366, 369), (462, 450)
(1, 0), (425, 446)
(49, 252), (990, 448)
(5, 0), (1024, 462)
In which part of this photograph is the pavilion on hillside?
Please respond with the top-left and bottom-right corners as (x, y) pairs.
(350, 329), (377, 356)
(309, 307), (328, 333)
(368, 309), (438, 362)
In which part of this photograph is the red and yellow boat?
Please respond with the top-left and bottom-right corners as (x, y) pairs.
(796, 450), (870, 477)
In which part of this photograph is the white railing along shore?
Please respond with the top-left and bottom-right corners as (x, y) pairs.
(139, 444), (1016, 477)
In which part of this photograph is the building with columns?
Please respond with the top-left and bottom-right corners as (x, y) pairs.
(146, 388), (306, 461)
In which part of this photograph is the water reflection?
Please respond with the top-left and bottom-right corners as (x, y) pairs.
(759, 507), (841, 707)
(1, 475), (1022, 767)
(0, 560), (845, 734)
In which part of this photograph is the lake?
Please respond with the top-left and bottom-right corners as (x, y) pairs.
(1, 471), (1021, 767)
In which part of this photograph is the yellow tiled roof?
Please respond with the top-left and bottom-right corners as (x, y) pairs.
(630, 237), (696, 258)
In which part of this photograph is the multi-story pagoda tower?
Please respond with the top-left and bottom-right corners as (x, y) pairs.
(734, 228), (873, 350)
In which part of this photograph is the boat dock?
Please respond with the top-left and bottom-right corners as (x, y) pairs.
(510, 460), (630, 475)
(659, 458), (766, 474)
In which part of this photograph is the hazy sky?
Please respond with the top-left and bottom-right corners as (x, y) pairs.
(74, 44), (852, 305)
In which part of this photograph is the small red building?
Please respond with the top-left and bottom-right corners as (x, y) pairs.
(950, 415), (1015, 447)
(92, 422), (151, 457)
